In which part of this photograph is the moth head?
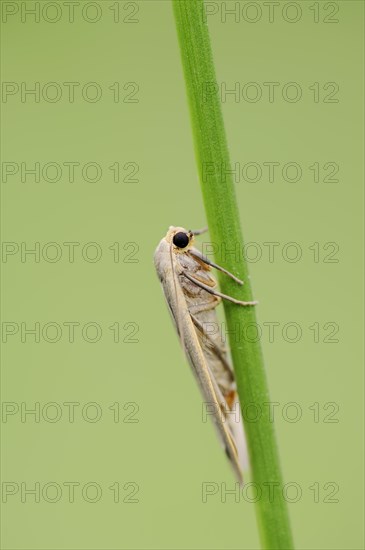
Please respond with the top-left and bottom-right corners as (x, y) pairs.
(166, 226), (194, 253)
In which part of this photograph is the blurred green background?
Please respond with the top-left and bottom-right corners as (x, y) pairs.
(1, 1), (363, 548)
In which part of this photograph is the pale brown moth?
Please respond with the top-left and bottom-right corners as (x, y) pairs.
(154, 225), (257, 483)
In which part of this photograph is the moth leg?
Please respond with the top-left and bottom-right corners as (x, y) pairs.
(182, 271), (258, 306)
(188, 249), (244, 285)
(189, 295), (221, 315)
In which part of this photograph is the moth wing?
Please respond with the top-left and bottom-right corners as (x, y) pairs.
(185, 317), (244, 483)
(192, 317), (248, 474)
(155, 249), (243, 482)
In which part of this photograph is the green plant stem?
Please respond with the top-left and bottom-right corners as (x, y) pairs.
(172, 2), (294, 549)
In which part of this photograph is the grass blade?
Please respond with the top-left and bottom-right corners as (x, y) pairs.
(172, 2), (294, 548)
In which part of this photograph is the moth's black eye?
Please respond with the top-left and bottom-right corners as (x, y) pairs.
(173, 232), (190, 249)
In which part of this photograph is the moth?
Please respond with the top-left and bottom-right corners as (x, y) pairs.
(154, 225), (257, 483)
